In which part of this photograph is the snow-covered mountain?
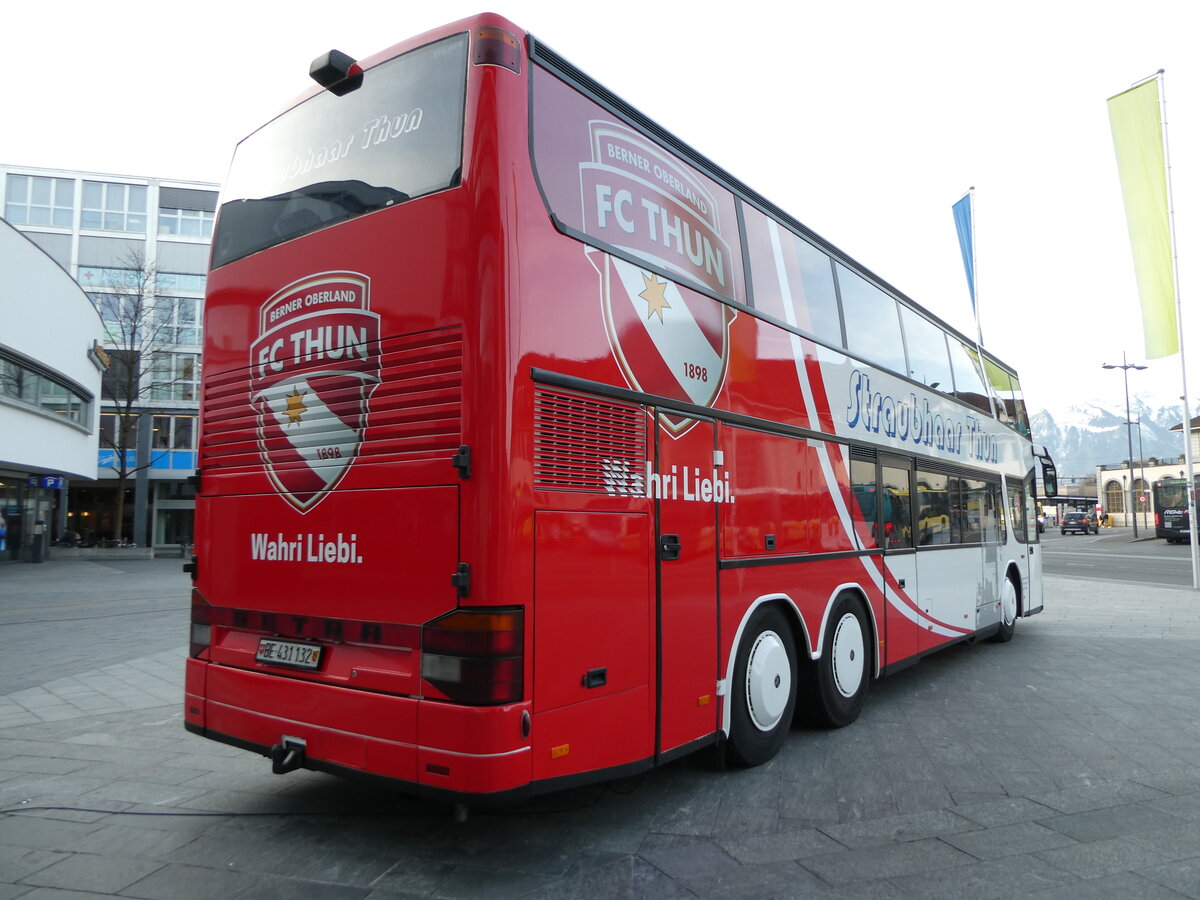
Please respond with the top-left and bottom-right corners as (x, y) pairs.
(1030, 397), (1189, 477)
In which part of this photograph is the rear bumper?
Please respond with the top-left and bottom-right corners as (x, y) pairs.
(184, 658), (533, 801)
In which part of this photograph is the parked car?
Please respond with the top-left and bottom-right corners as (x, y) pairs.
(1061, 511), (1095, 535)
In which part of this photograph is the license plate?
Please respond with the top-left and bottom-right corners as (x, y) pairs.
(256, 638), (322, 670)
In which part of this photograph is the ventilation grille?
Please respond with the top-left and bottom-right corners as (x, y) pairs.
(201, 327), (463, 473)
(534, 388), (647, 494)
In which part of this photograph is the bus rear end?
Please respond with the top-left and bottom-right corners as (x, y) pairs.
(1155, 478), (1194, 542)
(184, 16), (532, 800)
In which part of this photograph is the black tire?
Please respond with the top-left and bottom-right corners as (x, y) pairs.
(990, 572), (1019, 643)
(808, 593), (870, 728)
(1060, 528), (1067, 535)
(725, 606), (797, 767)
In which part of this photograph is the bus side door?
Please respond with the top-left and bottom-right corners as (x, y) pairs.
(1023, 472), (1043, 612)
(880, 456), (919, 666)
(653, 415), (720, 758)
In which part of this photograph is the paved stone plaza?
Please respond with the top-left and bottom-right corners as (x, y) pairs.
(2, 560), (1200, 898)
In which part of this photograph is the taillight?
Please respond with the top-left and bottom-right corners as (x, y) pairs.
(1156, 512), (1162, 528)
(421, 607), (523, 705)
(190, 589), (212, 658)
(473, 26), (521, 73)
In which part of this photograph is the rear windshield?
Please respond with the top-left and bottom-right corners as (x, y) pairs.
(211, 33), (468, 269)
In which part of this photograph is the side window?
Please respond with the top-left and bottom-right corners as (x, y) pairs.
(916, 469), (1000, 546)
(988, 481), (1005, 543)
(849, 453), (879, 550)
(1009, 476), (1028, 544)
(955, 477), (987, 545)
(917, 470), (951, 545)
(1009, 374), (1032, 438)
(1024, 474), (1039, 544)
(880, 463), (914, 549)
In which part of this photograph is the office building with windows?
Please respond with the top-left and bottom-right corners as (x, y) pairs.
(1, 164), (218, 549)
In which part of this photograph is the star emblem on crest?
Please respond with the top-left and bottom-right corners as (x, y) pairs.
(638, 271), (671, 323)
(284, 388), (307, 426)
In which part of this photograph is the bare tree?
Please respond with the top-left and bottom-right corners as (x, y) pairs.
(92, 250), (200, 544)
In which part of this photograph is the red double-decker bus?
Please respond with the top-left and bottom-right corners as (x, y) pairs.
(185, 13), (1057, 803)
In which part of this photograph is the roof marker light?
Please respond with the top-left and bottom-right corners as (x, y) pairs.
(310, 49), (364, 96)
(473, 26), (521, 73)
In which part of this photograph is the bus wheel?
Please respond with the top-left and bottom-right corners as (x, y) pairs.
(811, 593), (869, 728)
(725, 606), (797, 767)
(990, 574), (1019, 643)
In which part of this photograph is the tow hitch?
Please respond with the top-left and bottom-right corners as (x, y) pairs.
(270, 736), (306, 774)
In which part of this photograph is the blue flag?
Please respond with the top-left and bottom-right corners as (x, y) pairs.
(952, 193), (976, 313)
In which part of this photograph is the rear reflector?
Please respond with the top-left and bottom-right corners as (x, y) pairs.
(422, 607), (523, 705)
(190, 589), (212, 658)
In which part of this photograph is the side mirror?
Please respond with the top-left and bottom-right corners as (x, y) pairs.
(1041, 458), (1058, 498)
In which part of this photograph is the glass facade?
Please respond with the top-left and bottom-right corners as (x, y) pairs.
(158, 272), (207, 293)
(0, 472), (64, 563)
(79, 266), (142, 290)
(2, 166), (218, 552)
(5, 174), (75, 227)
(153, 297), (200, 346)
(158, 207), (214, 238)
(147, 352), (199, 401)
(81, 181), (147, 232)
(0, 352), (91, 425)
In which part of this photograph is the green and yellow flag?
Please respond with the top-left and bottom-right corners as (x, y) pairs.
(1108, 76), (1178, 359)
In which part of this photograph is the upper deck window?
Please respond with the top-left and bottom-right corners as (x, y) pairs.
(530, 66), (746, 305)
(837, 264), (906, 377)
(743, 205), (842, 347)
(211, 33), (468, 269)
(983, 355), (1031, 436)
(949, 340), (992, 416)
(899, 306), (953, 394)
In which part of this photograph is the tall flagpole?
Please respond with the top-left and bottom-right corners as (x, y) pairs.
(1157, 69), (1200, 588)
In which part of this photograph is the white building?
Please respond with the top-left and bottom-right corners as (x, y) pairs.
(1, 164), (218, 549)
(1095, 416), (1200, 533)
(0, 219), (105, 562)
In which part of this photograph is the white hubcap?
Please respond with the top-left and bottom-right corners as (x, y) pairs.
(831, 613), (865, 698)
(1002, 579), (1018, 626)
(745, 629), (791, 732)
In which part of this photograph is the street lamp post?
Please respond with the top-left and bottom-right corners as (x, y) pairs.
(1136, 418), (1148, 530)
(1102, 353), (1148, 538)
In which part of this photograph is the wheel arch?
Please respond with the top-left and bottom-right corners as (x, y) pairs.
(814, 584), (879, 679)
(719, 585), (880, 737)
(719, 594), (807, 738)
(1004, 561), (1024, 616)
